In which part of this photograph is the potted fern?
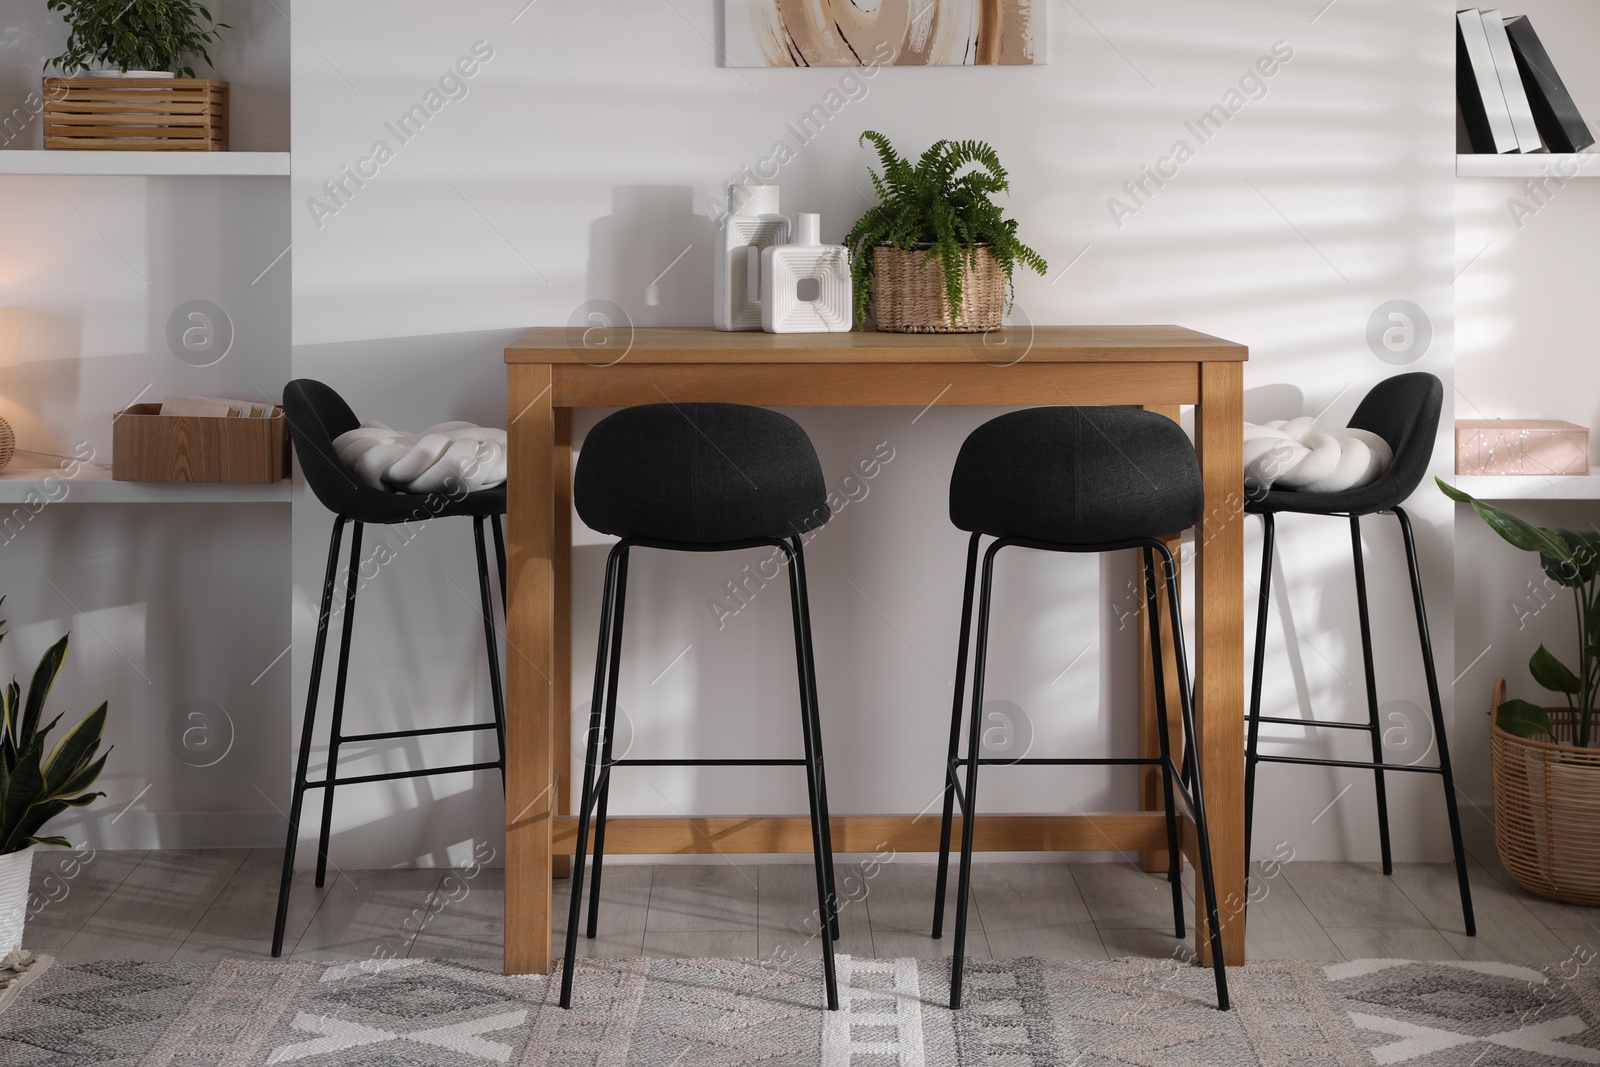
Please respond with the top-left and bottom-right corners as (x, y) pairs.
(1439, 477), (1600, 904)
(844, 131), (1047, 333)
(0, 605), (110, 958)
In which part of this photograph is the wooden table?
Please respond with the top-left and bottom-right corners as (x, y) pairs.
(502, 326), (1248, 974)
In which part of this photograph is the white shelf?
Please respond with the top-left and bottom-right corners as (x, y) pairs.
(1457, 153), (1600, 178)
(0, 150), (289, 176)
(0, 465), (289, 504)
(1449, 474), (1600, 501)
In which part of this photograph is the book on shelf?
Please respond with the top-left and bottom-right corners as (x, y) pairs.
(1459, 7), (1592, 155)
(1458, 8), (1518, 153)
(1504, 15), (1596, 154)
(1480, 9), (1543, 152)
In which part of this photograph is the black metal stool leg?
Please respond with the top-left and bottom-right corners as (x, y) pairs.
(951, 542), (1002, 1010)
(560, 543), (625, 1009)
(790, 537), (839, 942)
(315, 522), (364, 889)
(473, 518), (508, 788)
(491, 514), (508, 615)
(1158, 543), (1230, 1011)
(933, 533), (982, 940)
(785, 541), (838, 1010)
(1350, 515), (1395, 876)
(1244, 514), (1274, 879)
(1143, 548), (1187, 940)
(585, 548), (630, 940)
(273, 517), (346, 957)
(1395, 507), (1476, 936)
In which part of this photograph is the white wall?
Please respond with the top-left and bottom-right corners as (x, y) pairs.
(0, 1), (291, 848)
(290, 0), (1461, 869)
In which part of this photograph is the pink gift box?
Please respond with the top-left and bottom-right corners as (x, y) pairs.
(1455, 420), (1590, 476)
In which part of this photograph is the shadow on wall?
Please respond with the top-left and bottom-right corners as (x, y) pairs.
(588, 186), (714, 328)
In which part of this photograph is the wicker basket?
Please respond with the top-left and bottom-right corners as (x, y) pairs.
(872, 245), (1005, 333)
(1489, 676), (1600, 905)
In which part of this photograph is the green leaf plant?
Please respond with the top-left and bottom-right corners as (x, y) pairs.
(843, 131), (1048, 329)
(46, 0), (227, 78)
(1439, 477), (1600, 746)
(0, 599), (110, 853)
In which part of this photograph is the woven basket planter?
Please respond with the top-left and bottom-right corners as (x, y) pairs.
(1490, 677), (1600, 905)
(872, 245), (1005, 333)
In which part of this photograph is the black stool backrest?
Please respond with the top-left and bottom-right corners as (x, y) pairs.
(284, 378), (390, 520)
(1347, 372), (1443, 505)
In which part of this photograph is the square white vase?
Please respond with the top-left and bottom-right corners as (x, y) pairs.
(713, 185), (790, 331)
(0, 848), (33, 957)
(760, 213), (852, 334)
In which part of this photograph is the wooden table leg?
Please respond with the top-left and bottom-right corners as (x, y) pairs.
(1140, 411), (1185, 873)
(552, 408), (573, 880)
(1194, 362), (1246, 966)
(505, 363), (556, 975)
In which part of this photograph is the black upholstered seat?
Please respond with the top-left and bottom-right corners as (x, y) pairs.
(563, 401), (841, 1011)
(273, 377), (508, 961)
(949, 407), (1203, 544)
(1243, 370), (1474, 939)
(285, 378), (505, 524)
(935, 403), (1229, 1013)
(1246, 372), (1442, 517)
(576, 402), (828, 544)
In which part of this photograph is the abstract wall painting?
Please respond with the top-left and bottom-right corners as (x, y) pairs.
(724, 1), (1045, 68)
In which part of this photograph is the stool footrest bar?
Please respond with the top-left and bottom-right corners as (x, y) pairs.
(1254, 753), (1441, 773)
(304, 761), (502, 789)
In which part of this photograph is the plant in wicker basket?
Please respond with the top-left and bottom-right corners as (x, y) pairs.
(1440, 477), (1600, 903)
(46, 0), (227, 77)
(844, 131), (1046, 332)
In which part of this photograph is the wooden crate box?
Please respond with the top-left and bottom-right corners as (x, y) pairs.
(42, 77), (228, 151)
(113, 404), (288, 484)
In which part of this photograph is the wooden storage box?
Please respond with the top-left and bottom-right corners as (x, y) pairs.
(1456, 419), (1590, 476)
(112, 404), (288, 483)
(43, 77), (228, 151)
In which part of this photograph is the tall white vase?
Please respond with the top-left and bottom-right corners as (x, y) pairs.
(0, 849), (32, 957)
(713, 185), (790, 331)
(760, 213), (852, 334)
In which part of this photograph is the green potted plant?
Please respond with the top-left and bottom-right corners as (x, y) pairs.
(0, 603), (110, 958)
(1439, 477), (1600, 904)
(844, 131), (1047, 333)
(45, 0), (227, 78)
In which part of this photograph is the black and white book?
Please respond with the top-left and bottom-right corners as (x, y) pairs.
(1458, 7), (1518, 153)
(1504, 14), (1595, 154)
(1481, 8), (1544, 152)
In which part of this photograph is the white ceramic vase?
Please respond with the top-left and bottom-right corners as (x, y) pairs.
(713, 185), (790, 331)
(760, 213), (852, 334)
(0, 849), (32, 957)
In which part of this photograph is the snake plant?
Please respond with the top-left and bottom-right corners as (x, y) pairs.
(0, 603), (109, 853)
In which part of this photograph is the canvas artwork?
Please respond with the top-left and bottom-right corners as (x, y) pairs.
(724, 1), (1045, 67)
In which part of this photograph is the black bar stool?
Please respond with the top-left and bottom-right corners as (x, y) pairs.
(273, 379), (509, 956)
(931, 406), (1229, 1012)
(1244, 372), (1474, 934)
(561, 402), (839, 1011)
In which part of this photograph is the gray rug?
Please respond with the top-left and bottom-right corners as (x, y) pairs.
(2, 954), (1599, 1065)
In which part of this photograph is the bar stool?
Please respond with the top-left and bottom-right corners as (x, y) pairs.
(272, 379), (509, 957)
(1244, 372), (1474, 934)
(562, 402), (839, 1010)
(932, 406), (1230, 1011)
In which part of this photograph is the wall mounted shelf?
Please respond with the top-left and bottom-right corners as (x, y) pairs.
(0, 150), (289, 176)
(1449, 474), (1600, 501)
(1457, 153), (1600, 178)
(0, 465), (289, 504)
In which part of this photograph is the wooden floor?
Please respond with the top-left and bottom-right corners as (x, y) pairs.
(23, 841), (1599, 966)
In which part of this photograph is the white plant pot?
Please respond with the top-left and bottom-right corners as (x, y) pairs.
(0, 849), (32, 957)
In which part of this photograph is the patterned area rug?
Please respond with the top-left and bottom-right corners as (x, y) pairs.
(3, 955), (1600, 1065)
